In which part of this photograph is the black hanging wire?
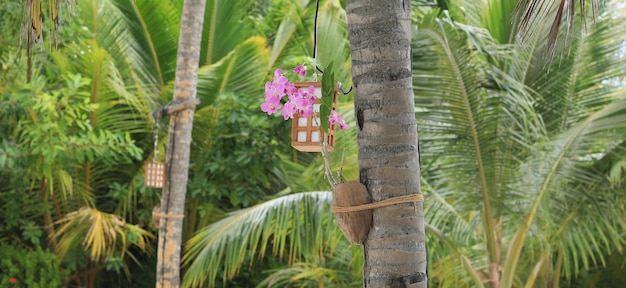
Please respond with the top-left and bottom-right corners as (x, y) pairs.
(312, 0), (352, 95)
(313, 0), (320, 64)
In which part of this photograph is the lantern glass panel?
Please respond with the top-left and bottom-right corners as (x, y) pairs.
(314, 87), (322, 98)
(311, 131), (320, 142)
(312, 117), (320, 127)
(297, 131), (307, 142)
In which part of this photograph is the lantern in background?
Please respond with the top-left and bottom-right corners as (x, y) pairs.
(145, 117), (165, 188)
(144, 161), (165, 188)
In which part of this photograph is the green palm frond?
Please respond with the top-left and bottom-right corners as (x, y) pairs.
(193, 36), (270, 105)
(49, 42), (151, 198)
(56, 1), (156, 138)
(53, 42), (150, 129)
(258, 259), (361, 288)
(64, 0), (161, 94)
(528, 12), (626, 134)
(201, 0), (255, 65)
(182, 191), (347, 288)
(258, 264), (332, 288)
(590, 139), (626, 188)
(514, 0), (601, 53)
(111, 0), (181, 87)
(414, 3), (626, 285)
(266, 0), (349, 72)
(414, 13), (540, 220)
(481, 0), (520, 44)
(268, 0), (308, 68)
(423, 186), (478, 252)
(503, 96), (626, 284)
(258, 235), (362, 287)
(423, 177), (486, 287)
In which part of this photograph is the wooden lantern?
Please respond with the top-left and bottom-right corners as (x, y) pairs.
(291, 82), (337, 152)
(144, 161), (165, 188)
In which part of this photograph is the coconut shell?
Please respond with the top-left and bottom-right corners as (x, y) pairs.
(332, 181), (372, 244)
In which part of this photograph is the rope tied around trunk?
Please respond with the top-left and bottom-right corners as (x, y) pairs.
(152, 212), (185, 219)
(152, 207), (185, 222)
(330, 194), (424, 213)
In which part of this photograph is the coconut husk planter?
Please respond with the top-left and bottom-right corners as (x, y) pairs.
(331, 181), (372, 245)
(331, 181), (426, 245)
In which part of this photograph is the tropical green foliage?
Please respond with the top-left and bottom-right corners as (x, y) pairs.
(0, 69), (150, 284)
(1, 0), (625, 287)
(2, 0), (353, 286)
(183, 192), (362, 288)
(413, 1), (626, 287)
(0, 243), (69, 288)
(183, 1), (626, 287)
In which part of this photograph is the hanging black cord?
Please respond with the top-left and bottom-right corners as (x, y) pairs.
(313, 0), (352, 95)
(313, 0), (325, 74)
(313, 0), (320, 60)
(339, 85), (352, 94)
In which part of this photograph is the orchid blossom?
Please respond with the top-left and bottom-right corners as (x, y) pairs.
(261, 67), (348, 131)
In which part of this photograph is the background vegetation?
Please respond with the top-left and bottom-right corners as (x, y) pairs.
(0, 0), (624, 287)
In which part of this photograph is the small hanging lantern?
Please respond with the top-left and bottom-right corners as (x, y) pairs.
(291, 82), (338, 152)
(145, 161), (165, 188)
(145, 117), (165, 188)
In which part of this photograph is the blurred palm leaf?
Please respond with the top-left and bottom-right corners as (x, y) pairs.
(49, 41), (151, 205)
(200, 0), (256, 65)
(54, 207), (152, 261)
(514, 0), (601, 53)
(413, 2), (626, 286)
(182, 191), (351, 288)
(266, 0), (350, 75)
(195, 36), (270, 104)
(503, 95), (626, 285)
(112, 0), (181, 88)
(414, 9), (540, 247)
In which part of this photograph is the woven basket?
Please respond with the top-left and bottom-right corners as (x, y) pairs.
(332, 181), (372, 244)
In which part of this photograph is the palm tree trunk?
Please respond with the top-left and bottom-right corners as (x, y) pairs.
(156, 0), (206, 287)
(345, 0), (427, 287)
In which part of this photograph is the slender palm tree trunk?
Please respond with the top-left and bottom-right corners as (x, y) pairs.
(346, 0), (427, 287)
(156, 0), (206, 287)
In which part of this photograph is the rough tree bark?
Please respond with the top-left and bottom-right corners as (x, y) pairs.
(156, 0), (206, 287)
(345, 0), (428, 287)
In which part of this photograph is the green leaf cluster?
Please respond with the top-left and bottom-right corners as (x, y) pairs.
(0, 243), (70, 288)
(4, 74), (142, 189)
(320, 62), (335, 134)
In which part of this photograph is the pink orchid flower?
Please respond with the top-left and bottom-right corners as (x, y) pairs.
(282, 101), (297, 120)
(293, 64), (307, 77)
(330, 110), (349, 130)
